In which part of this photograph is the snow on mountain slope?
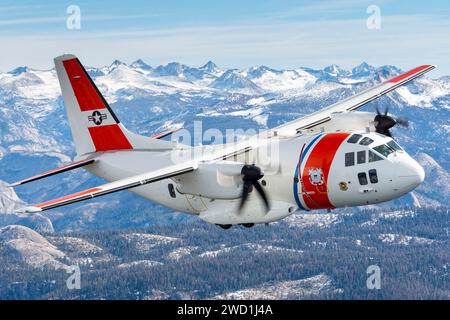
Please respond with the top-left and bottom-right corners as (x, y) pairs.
(378, 233), (435, 245)
(0, 68), (60, 101)
(0, 180), (24, 213)
(212, 274), (342, 299)
(0, 225), (66, 269)
(415, 152), (450, 206)
(210, 69), (263, 94)
(248, 66), (316, 92)
(285, 213), (340, 229)
(199, 60), (223, 76)
(120, 233), (180, 253)
(199, 243), (303, 258)
(167, 246), (198, 261)
(117, 260), (163, 269)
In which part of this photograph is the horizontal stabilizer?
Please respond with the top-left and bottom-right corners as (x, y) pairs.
(8, 158), (95, 187)
(17, 163), (196, 212)
(150, 128), (181, 140)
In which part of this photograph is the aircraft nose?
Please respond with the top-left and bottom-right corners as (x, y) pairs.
(398, 158), (425, 190)
(415, 163), (425, 184)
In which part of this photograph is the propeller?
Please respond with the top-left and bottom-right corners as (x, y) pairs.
(374, 106), (409, 137)
(238, 164), (270, 213)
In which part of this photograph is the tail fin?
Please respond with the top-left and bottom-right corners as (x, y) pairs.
(54, 54), (174, 156)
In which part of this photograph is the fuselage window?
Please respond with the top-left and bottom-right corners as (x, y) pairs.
(168, 183), (176, 198)
(369, 150), (383, 162)
(359, 137), (374, 146)
(387, 140), (403, 151)
(357, 151), (366, 164)
(369, 169), (378, 183)
(345, 152), (355, 167)
(358, 172), (368, 185)
(347, 134), (362, 144)
(373, 144), (394, 158)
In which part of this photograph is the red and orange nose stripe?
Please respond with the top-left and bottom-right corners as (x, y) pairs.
(300, 133), (349, 210)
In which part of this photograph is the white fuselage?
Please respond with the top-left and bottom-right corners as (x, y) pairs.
(84, 131), (424, 225)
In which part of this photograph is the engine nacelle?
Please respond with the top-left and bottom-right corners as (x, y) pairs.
(173, 161), (244, 200)
(305, 111), (376, 134)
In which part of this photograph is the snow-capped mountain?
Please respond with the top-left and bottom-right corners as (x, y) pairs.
(210, 69), (263, 94)
(0, 59), (448, 231)
(0, 180), (25, 213)
(0, 225), (65, 269)
(199, 60), (223, 75)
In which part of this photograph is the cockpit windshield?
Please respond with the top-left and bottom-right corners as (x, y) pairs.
(373, 144), (394, 158)
(387, 140), (403, 151)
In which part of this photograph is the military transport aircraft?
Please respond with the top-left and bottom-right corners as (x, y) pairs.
(11, 55), (435, 229)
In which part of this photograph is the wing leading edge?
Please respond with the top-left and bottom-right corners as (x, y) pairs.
(17, 164), (196, 213)
(274, 64), (435, 135)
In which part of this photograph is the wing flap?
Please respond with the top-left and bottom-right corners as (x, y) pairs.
(17, 164), (195, 212)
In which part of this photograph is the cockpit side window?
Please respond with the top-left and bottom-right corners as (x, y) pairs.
(359, 137), (374, 146)
(387, 140), (403, 151)
(369, 150), (383, 162)
(373, 144), (394, 158)
(347, 134), (362, 144)
(345, 152), (355, 167)
(357, 151), (366, 164)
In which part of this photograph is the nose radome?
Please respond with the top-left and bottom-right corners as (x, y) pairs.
(416, 163), (425, 184)
(399, 158), (425, 188)
(409, 158), (425, 185)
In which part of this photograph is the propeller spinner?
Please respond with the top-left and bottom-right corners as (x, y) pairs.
(374, 106), (409, 137)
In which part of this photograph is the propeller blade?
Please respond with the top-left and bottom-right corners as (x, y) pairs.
(238, 180), (253, 212)
(252, 181), (270, 212)
(396, 117), (409, 128)
(375, 105), (381, 116)
(238, 164), (271, 214)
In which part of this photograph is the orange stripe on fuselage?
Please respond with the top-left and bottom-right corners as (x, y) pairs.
(301, 133), (349, 209)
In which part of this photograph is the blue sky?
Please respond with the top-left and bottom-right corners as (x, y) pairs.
(0, 0), (449, 75)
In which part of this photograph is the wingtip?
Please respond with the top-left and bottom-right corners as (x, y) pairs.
(6, 182), (19, 188)
(16, 206), (42, 214)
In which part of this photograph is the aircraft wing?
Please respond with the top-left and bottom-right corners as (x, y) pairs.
(8, 158), (96, 187)
(17, 164), (196, 213)
(273, 65), (435, 136)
